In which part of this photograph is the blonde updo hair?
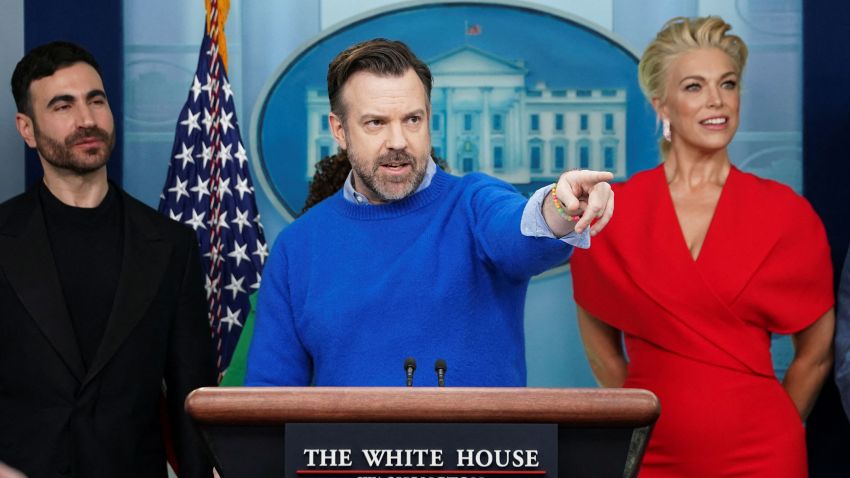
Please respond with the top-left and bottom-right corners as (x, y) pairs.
(638, 16), (748, 156)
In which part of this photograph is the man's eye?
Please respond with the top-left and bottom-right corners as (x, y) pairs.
(408, 116), (421, 124)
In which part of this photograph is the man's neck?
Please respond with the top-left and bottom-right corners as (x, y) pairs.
(42, 168), (110, 208)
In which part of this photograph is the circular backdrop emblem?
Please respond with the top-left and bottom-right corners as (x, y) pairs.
(251, 1), (658, 221)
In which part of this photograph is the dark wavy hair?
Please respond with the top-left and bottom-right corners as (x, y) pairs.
(327, 38), (432, 121)
(302, 149), (449, 213)
(11, 41), (101, 115)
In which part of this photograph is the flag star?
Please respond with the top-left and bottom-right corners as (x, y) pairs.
(231, 208), (252, 234)
(218, 210), (231, 229)
(190, 177), (210, 201)
(185, 208), (207, 231)
(190, 75), (203, 102)
(204, 274), (220, 300)
(254, 213), (265, 232)
(220, 306), (243, 332)
(174, 142), (195, 169)
(196, 142), (213, 168)
(219, 110), (234, 135)
(234, 176), (252, 200)
(201, 74), (216, 101)
(250, 272), (262, 290)
(227, 241), (250, 267)
(168, 209), (183, 221)
(217, 177), (232, 200)
(180, 109), (201, 136)
(202, 108), (215, 134)
(218, 142), (233, 167)
(224, 274), (246, 300)
(168, 177), (190, 202)
(253, 239), (269, 265)
(208, 210), (230, 230)
(222, 78), (234, 102)
(235, 142), (248, 168)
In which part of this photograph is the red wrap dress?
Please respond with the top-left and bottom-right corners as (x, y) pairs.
(571, 165), (833, 477)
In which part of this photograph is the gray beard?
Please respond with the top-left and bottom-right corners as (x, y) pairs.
(349, 149), (427, 202)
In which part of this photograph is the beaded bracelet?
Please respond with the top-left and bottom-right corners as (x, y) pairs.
(551, 183), (581, 222)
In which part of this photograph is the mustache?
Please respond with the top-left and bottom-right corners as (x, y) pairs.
(65, 127), (111, 147)
(375, 150), (415, 167)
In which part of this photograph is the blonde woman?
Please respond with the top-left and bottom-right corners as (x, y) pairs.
(571, 16), (834, 476)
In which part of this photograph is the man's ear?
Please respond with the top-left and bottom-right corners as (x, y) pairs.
(328, 112), (347, 150)
(15, 113), (37, 149)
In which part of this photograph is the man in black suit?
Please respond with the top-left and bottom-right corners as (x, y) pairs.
(0, 41), (215, 477)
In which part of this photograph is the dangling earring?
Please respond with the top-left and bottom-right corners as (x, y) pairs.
(662, 119), (672, 142)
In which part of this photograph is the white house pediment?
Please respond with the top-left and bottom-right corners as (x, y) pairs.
(429, 46), (527, 76)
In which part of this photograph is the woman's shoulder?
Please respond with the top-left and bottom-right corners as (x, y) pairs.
(731, 166), (817, 216)
(729, 167), (828, 245)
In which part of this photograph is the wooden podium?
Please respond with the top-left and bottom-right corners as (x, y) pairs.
(186, 387), (659, 478)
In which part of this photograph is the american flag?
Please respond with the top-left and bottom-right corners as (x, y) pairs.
(158, 0), (267, 380)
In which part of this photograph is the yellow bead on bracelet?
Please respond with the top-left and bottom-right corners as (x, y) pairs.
(551, 183), (581, 222)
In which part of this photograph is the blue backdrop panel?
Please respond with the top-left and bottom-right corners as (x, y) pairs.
(24, 0), (123, 186)
(803, 2), (850, 476)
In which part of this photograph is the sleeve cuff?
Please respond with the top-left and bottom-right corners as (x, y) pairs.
(520, 183), (591, 249)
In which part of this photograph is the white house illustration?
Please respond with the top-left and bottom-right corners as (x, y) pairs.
(305, 46), (627, 183)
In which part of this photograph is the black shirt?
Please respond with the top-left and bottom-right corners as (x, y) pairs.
(39, 183), (123, 370)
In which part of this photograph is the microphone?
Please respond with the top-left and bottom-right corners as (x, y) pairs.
(404, 357), (417, 387)
(434, 359), (447, 387)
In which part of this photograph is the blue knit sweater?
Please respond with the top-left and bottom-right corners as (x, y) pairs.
(245, 168), (573, 386)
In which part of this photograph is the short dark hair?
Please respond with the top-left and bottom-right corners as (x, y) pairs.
(327, 38), (432, 120)
(11, 41), (102, 115)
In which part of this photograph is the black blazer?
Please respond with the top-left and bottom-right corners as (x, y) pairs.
(0, 185), (215, 478)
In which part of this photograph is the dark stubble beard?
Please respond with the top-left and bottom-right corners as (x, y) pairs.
(34, 124), (115, 175)
(349, 148), (428, 202)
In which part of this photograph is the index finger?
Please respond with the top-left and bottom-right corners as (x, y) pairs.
(567, 170), (614, 196)
(583, 170), (614, 182)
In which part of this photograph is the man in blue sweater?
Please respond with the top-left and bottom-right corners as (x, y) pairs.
(245, 39), (614, 387)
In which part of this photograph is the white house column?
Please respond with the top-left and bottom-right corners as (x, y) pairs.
(481, 87), (492, 173)
(446, 87), (456, 172)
